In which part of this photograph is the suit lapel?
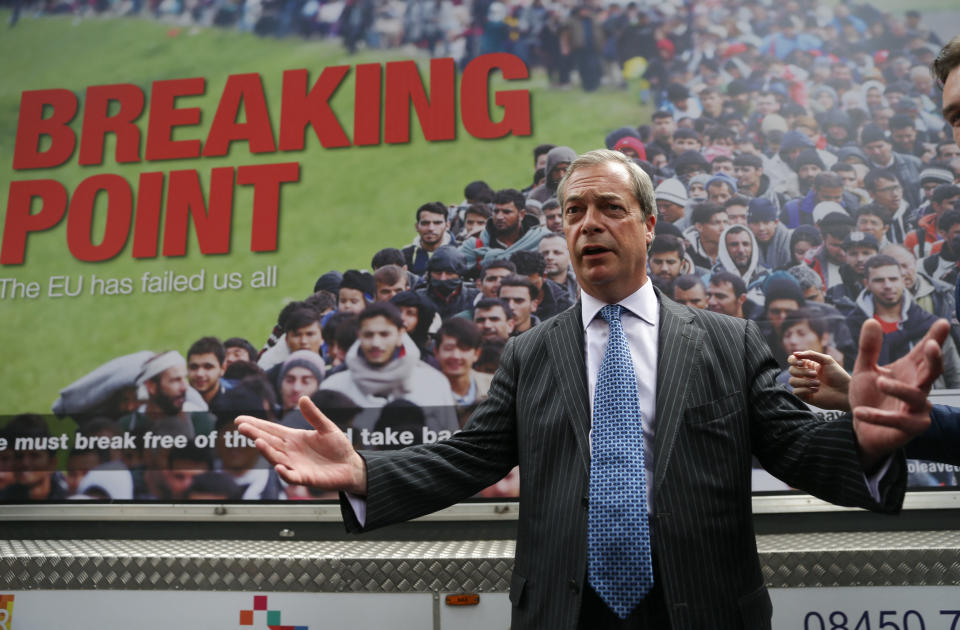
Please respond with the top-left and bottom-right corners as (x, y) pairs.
(653, 291), (702, 488)
(547, 304), (591, 473)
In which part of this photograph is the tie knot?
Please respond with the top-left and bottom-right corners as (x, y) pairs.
(600, 304), (622, 324)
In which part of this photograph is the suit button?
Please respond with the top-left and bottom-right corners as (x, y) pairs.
(581, 495), (589, 508)
(568, 579), (580, 594)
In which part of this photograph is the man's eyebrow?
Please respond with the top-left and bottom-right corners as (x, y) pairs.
(564, 192), (626, 204)
(943, 102), (960, 123)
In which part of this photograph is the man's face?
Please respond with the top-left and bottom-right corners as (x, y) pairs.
(543, 206), (564, 233)
(280, 366), (319, 411)
(652, 115), (676, 141)
(163, 459), (204, 501)
(756, 94), (778, 115)
(725, 229), (753, 271)
(673, 136), (701, 154)
(782, 321), (824, 354)
(649, 249), (683, 285)
(863, 140), (892, 165)
(224, 346), (251, 369)
(358, 315), (403, 366)
(399, 305), (419, 334)
(816, 185), (844, 204)
(287, 321), (322, 353)
(539, 238), (570, 277)
(939, 143), (960, 161)
(748, 219), (777, 243)
(793, 239), (815, 264)
(838, 170), (859, 190)
(492, 203), (523, 237)
(657, 199), (686, 223)
(376, 277), (408, 302)
(536, 152), (549, 171)
(416, 211), (448, 246)
(846, 245), (878, 276)
(707, 281), (744, 317)
(673, 283), (707, 308)
(797, 164), (822, 186)
(867, 264), (905, 308)
(707, 183), (732, 204)
(871, 178), (902, 212)
(338, 288), (366, 314)
(480, 266), (512, 299)
(712, 159), (734, 177)
(148, 366), (188, 415)
(550, 161), (570, 185)
(701, 91), (722, 116)
(688, 182), (707, 201)
(886, 247), (918, 290)
(562, 162), (656, 303)
(726, 204), (748, 225)
(474, 306), (514, 341)
(857, 211), (887, 242)
(696, 212), (729, 245)
(436, 335), (481, 380)
(891, 125), (917, 152)
(734, 165), (760, 190)
(767, 298), (800, 334)
(934, 195), (960, 216)
(499, 286), (533, 327)
(187, 352), (223, 396)
(464, 211), (488, 237)
(823, 234), (847, 265)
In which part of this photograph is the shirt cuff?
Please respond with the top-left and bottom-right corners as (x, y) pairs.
(864, 455), (894, 502)
(346, 492), (367, 527)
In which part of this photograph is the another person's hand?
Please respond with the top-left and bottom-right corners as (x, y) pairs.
(850, 318), (949, 471)
(235, 396), (368, 496)
(787, 350), (851, 411)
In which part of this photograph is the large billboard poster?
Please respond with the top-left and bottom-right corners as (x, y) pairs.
(1, 0), (959, 504)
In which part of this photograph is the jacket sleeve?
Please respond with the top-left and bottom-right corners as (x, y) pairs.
(743, 319), (907, 513)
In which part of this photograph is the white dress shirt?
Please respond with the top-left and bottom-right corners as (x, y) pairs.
(581, 279), (659, 514)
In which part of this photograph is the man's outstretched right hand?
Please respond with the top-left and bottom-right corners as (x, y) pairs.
(235, 396), (368, 496)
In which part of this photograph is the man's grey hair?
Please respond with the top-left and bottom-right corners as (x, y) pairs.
(556, 149), (657, 220)
(932, 35), (960, 89)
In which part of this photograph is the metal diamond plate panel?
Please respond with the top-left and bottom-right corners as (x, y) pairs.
(2, 532), (958, 591)
(0, 539), (516, 592)
(757, 531), (960, 587)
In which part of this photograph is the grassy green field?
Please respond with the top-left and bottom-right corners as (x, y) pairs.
(0, 11), (648, 412)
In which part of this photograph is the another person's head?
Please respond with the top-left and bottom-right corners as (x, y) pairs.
(415, 201), (450, 250)
(373, 264), (408, 302)
(707, 271), (747, 318)
(357, 302), (407, 366)
(277, 350), (325, 413)
(137, 351), (189, 416)
(473, 298), (515, 341)
(479, 260), (516, 299)
(184, 337), (224, 405)
(338, 270), (375, 315)
(223, 337), (257, 369)
(672, 274), (708, 309)
(864, 254), (905, 310)
(284, 307), (324, 354)
(499, 275), (538, 331)
(435, 318), (483, 383)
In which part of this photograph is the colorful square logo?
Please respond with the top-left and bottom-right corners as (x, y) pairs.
(237, 594), (307, 630)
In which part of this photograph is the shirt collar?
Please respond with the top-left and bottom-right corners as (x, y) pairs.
(580, 278), (659, 331)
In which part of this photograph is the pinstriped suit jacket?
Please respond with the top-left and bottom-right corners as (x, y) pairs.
(345, 291), (906, 629)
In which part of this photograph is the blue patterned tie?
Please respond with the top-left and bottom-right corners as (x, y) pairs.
(588, 304), (654, 619)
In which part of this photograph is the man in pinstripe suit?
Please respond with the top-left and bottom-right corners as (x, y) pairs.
(237, 150), (945, 629)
